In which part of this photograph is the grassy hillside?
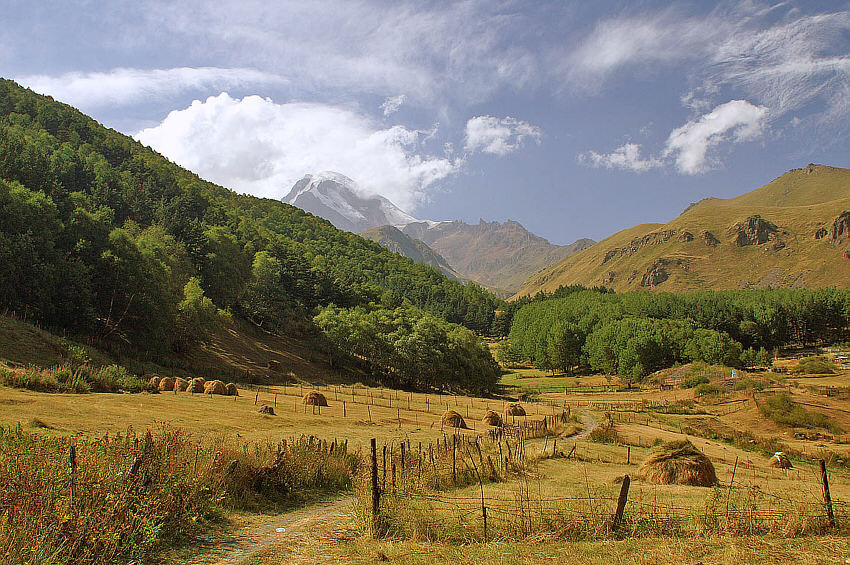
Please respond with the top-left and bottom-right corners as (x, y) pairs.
(359, 225), (464, 281)
(516, 164), (850, 296)
(402, 219), (595, 294)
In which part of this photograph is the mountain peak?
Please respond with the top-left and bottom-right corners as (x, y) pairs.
(283, 172), (419, 233)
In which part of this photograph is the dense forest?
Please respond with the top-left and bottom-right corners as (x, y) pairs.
(0, 79), (499, 390)
(507, 288), (850, 380)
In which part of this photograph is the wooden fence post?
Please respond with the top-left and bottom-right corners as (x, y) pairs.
(612, 475), (630, 531)
(370, 438), (380, 535)
(452, 435), (457, 485)
(69, 445), (77, 504)
(820, 459), (835, 527)
(400, 442), (405, 472)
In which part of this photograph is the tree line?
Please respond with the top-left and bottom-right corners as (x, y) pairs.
(0, 79), (499, 390)
(506, 288), (850, 380)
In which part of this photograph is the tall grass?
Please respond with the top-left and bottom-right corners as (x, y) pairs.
(0, 425), (359, 564)
(0, 364), (154, 394)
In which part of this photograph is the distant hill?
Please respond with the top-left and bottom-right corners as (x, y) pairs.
(283, 172), (420, 233)
(402, 220), (595, 294)
(359, 225), (463, 281)
(515, 164), (850, 297)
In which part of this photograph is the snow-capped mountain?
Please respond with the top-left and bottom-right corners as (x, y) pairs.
(283, 172), (423, 233)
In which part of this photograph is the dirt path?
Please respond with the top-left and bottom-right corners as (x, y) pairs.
(170, 495), (355, 565)
(572, 407), (598, 440)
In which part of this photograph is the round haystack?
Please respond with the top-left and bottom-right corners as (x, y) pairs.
(149, 376), (161, 388)
(204, 380), (227, 395)
(768, 451), (793, 469)
(225, 383), (239, 396)
(302, 391), (328, 406)
(173, 377), (189, 392)
(157, 377), (175, 392)
(441, 409), (467, 429)
(482, 410), (503, 427)
(186, 377), (205, 393)
(637, 440), (717, 487)
(258, 404), (275, 415)
(504, 403), (526, 417)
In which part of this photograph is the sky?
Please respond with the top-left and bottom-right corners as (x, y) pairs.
(2, 1), (849, 245)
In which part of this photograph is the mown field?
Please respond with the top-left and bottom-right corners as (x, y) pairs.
(3, 352), (850, 564)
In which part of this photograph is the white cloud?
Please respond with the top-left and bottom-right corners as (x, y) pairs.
(664, 100), (768, 174)
(134, 93), (457, 210)
(464, 116), (542, 156)
(380, 94), (406, 116)
(580, 143), (661, 173)
(582, 100), (767, 175)
(17, 67), (286, 110)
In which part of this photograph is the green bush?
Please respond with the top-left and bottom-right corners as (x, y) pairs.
(759, 393), (841, 432)
(694, 383), (722, 396)
(680, 375), (710, 389)
(732, 378), (765, 391)
(790, 357), (837, 375)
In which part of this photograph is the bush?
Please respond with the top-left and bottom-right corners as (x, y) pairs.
(759, 393), (841, 432)
(694, 383), (722, 396)
(732, 378), (765, 391)
(680, 375), (710, 389)
(0, 364), (154, 394)
(790, 357), (837, 375)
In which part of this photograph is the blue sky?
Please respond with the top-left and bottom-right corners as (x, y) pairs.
(2, 1), (849, 244)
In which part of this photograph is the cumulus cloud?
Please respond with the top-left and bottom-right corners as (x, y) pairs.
(134, 93), (457, 210)
(18, 67), (286, 110)
(582, 100), (767, 175)
(380, 94), (406, 116)
(580, 143), (661, 173)
(663, 100), (768, 174)
(464, 116), (542, 156)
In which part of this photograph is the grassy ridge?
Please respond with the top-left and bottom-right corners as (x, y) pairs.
(517, 165), (850, 296)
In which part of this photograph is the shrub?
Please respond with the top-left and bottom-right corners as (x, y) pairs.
(732, 378), (765, 391)
(759, 393), (841, 432)
(680, 375), (710, 389)
(790, 357), (837, 375)
(694, 383), (722, 396)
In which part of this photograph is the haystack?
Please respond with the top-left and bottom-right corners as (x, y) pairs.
(504, 403), (526, 417)
(482, 410), (503, 427)
(157, 377), (175, 392)
(441, 409), (467, 429)
(258, 404), (275, 415)
(186, 378), (205, 393)
(173, 377), (189, 392)
(302, 391), (328, 406)
(768, 451), (793, 469)
(637, 440), (717, 487)
(225, 383), (239, 396)
(149, 376), (161, 388)
(204, 380), (227, 395)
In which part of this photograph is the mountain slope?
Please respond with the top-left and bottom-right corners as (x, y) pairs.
(516, 164), (850, 297)
(402, 220), (596, 293)
(359, 225), (463, 280)
(283, 172), (420, 233)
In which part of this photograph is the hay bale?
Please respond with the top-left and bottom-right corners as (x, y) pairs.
(225, 383), (239, 396)
(482, 410), (503, 427)
(173, 377), (189, 392)
(186, 378), (205, 393)
(768, 451), (793, 469)
(204, 380), (227, 395)
(637, 440), (717, 487)
(258, 404), (275, 415)
(302, 391), (328, 406)
(149, 376), (161, 388)
(504, 403), (526, 417)
(442, 410), (467, 429)
(157, 377), (175, 392)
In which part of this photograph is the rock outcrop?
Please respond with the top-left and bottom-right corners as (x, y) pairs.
(730, 215), (780, 247)
(602, 230), (694, 264)
(831, 211), (850, 243)
(701, 231), (719, 247)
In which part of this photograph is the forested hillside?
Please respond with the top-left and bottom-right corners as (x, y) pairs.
(507, 288), (850, 380)
(0, 79), (499, 389)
